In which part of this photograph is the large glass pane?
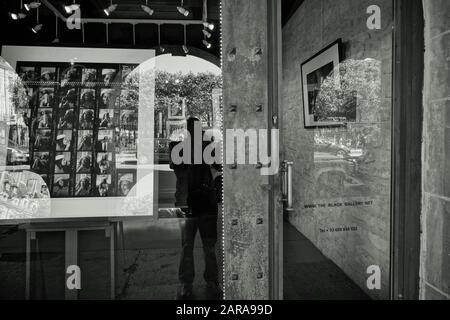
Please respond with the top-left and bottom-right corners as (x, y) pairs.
(282, 0), (393, 300)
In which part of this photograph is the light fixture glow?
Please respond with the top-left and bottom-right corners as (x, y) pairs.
(203, 39), (212, 49)
(203, 22), (215, 31)
(104, 1), (117, 16)
(141, 0), (154, 15)
(11, 0), (28, 19)
(24, 1), (41, 11)
(177, 0), (189, 16)
(64, 3), (80, 14)
(32, 24), (43, 33)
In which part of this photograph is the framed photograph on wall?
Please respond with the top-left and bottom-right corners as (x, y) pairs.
(168, 97), (186, 120)
(301, 39), (350, 128)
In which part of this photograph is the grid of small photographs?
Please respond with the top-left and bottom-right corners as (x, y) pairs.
(17, 62), (139, 198)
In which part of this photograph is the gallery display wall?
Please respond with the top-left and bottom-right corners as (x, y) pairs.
(0, 46), (157, 220)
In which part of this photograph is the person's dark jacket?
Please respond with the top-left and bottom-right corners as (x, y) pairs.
(169, 139), (219, 217)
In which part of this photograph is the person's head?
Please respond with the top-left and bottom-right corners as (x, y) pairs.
(4, 181), (11, 192)
(56, 178), (65, 188)
(81, 156), (91, 168)
(120, 180), (131, 196)
(102, 92), (110, 105)
(81, 177), (90, 189)
(187, 117), (200, 139)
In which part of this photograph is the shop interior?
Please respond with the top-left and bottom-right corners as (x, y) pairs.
(0, 0), (222, 300)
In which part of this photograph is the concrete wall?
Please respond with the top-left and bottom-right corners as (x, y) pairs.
(282, 0), (393, 299)
(222, 0), (271, 299)
(420, 0), (450, 300)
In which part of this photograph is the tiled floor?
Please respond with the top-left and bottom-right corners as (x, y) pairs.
(283, 220), (370, 300)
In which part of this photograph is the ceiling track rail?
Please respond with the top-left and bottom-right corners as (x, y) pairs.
(40, 0), (205, 26)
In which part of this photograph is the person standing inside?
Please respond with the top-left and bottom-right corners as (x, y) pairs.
(170, 117), (221, 300)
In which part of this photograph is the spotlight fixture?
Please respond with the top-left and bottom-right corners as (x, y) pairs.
(104, 0), (117, 16)
(32, 24), (43, 33)
(31, 4), (42, 33)
(141, 0), (154, 16)
(202, 22), (215, 31)
(202, 29), (212, 39)
(64, 1), (80, 14)
(10, 13), (26, 20)
(177, 0), (190, 17)
(11, 0), (27, 19)
(202, 39), (212, 49)
(182, 45), (189, 54)
(24, 1), (41, 11)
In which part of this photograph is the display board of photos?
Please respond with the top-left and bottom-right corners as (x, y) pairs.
(16, 62), (139, 198)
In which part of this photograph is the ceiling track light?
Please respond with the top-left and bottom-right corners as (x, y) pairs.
(24, 1), (41, 11)
(64, 1), (80, 14)
(203, 21), (215, 31)
(177, 0), (190, 17)
(141, 0), (154, 16)
(104, 0), (117, 16)
(10, 0), (27, 20)
(201, 0), (214, 30)
(32, 4), (42, 33)
(203, 39), (212, 49)
(202, 29), (212, 39)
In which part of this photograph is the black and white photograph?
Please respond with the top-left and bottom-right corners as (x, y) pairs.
(97, 130), (114, 152)
(301, 40), (345, 127)
(76, 152), (92, 174)
(60, 67), (80, 87)
(36, 109), (53, 129)
(39, 88), (55, 108)
(80, 89), (96, 109)
(96, 152), (112, 174)
(101, 68), (118, 87)
(56, 130), (72, 151)
(117, 172), (135, 197)
(100, 89), (119, 108)
(40, 67), (57, 82)
(54, 152), (72, 174)
(121, 65), (135, 81)
(79, 109), (95, 130)
(120, 110), (137, 128)
(33, 129), (52, 151)
(81, 68), (97, 86)
(52, 174), (70, 197)
(96, 175), (112, 197)
(59, 88), (78, 111)
(57, 109), (75, 129)
(77, 130), (94, 151)
(18, 66), (38, 82)
(75, 174), (91, 197)
(31, 152), (50, 173)
(98, 109), (114, 128)
(168, 98), (186, 119)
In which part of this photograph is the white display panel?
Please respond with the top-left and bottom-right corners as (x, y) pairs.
(0, 46), (157, 221)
